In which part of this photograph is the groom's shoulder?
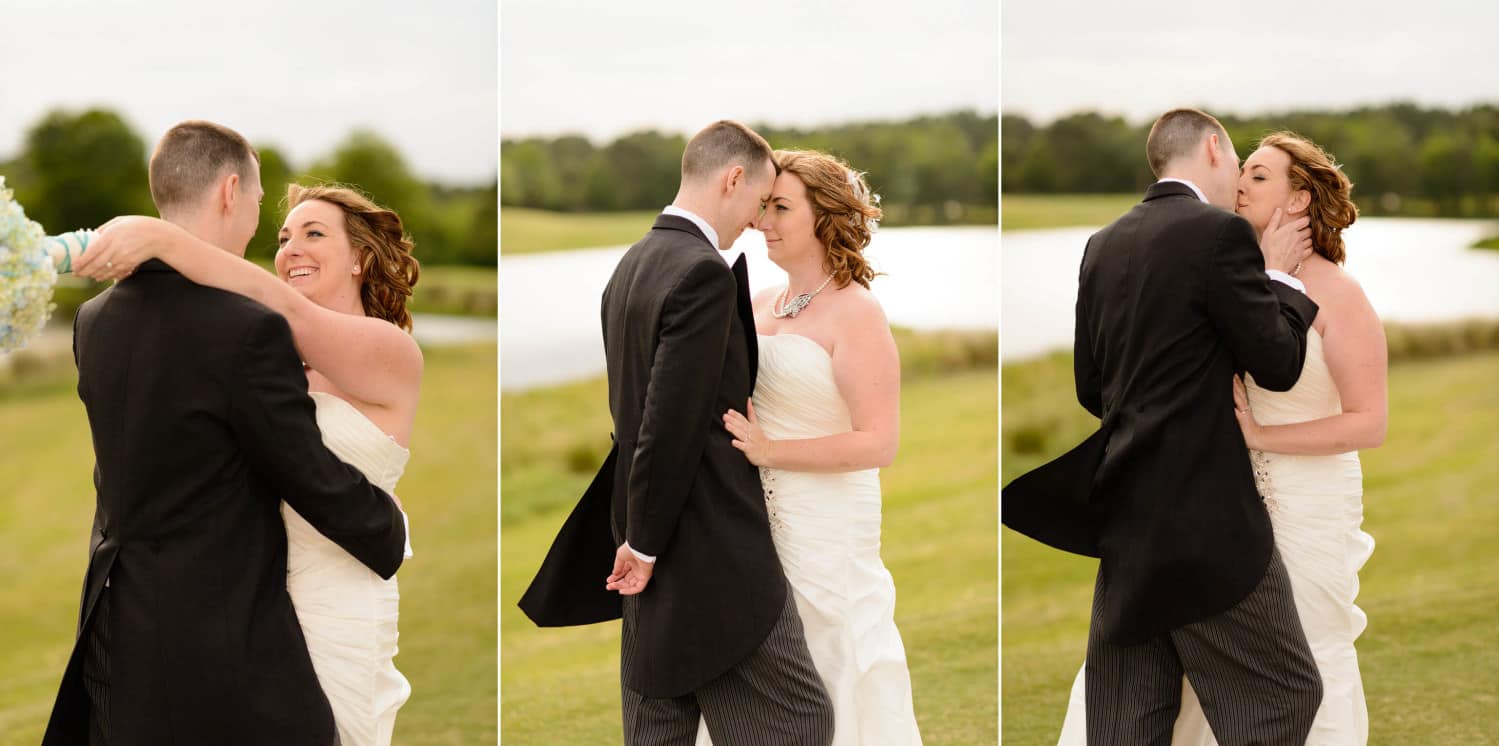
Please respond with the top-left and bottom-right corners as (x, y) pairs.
(185, 281), (280, 319)
(1149, 194), (1242, 231)
(77, 277), (272, 326)
(1098, 195), (1244, 248)
(161, 282), (288, 342)
(627, 230), (723, 276)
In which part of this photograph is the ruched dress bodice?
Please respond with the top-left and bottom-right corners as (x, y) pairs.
(283, 391), (412, 746)
(699, 333), (922, 745)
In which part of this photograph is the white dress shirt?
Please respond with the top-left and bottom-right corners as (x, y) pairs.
(1155, 178), (1306, 293)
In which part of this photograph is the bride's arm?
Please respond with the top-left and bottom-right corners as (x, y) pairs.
(1234, 274), (1387, 455)
(80, 216), (421, 409)
(726, 294), (900, 472)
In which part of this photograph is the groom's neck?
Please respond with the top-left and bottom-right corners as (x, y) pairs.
(161, 208), (240, 257)
(671, 186), (720, 236)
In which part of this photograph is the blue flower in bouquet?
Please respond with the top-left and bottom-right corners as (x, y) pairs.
(0, 175), (59, 354)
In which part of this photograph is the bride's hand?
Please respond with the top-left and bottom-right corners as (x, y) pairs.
(1260, 208), (1314, 275)
(1232, 375), (1264, 450)
(74, 215), (178, 282)
(724, 399), (773, 467)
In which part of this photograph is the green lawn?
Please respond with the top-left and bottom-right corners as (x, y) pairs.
(408, 264), (498, 316)
(500, 207), (658, 254)
(1001, 351), (1499, 745)
(0, 344), (498, 745)
(501, 336), (999, 744)
(1475, 235), (1499, 251)
(1000, 194), (1138, 231)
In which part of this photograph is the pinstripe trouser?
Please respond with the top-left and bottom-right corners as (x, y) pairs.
(620, 583), (834, 746)
(83, 589), (111, 746)
(1085, 548), (1323, 746)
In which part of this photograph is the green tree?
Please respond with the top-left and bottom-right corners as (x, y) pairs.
(15, 108), (152, 232)
(978, 139), (1000, 203)
(500, 139), (562, 209)
(1001, 114), (1037, 192)
(466, 180), (499, 265)
(1420, 132), (1468, 214)
(547, 135), (597, 211)
(600, 130), (684, 210)
(307, 129), (436, 258)
(248, 144), (294, 260)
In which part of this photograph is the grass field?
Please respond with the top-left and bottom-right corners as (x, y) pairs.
(0, 344), (498, 745)
(1000, 194), (1138, 231)
(408, 264), (499, 316)
(500, 208), (658, 255)
(500, 333), (1000, 744)
(1001, 351), (1499, 745)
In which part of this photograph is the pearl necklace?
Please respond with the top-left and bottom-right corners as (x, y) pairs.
(771, 274), (834, 319)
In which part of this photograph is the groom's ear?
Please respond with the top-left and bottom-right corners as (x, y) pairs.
(220, 173), (241, 215)
(1205, 133), (1224, 167)
(724, 164), (745, 194)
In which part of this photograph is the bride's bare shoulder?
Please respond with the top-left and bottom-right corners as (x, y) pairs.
(829, 281), (888, 323)
(1304, 258), (1381, 346)
(1306, 258), (1374, 314)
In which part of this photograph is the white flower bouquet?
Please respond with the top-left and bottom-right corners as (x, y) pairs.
(0, 175), (95, 353)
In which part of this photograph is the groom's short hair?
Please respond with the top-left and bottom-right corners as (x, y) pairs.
(681, 120), (775, 184)
(1147, 108), (1230, 177)
(149, 120), (260, 213)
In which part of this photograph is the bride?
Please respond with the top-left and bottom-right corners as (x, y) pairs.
(79, 184), (422, 746)
(1056, 132), (1386, 745)
(703, 150), (922, 745)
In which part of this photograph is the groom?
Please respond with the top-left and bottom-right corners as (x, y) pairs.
(43, 120), (407, 745)
(1004, 108), (1325, 743)
(521, 121), (833, 745)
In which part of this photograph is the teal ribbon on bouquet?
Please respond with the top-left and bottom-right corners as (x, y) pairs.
(0, 175), (95, 353)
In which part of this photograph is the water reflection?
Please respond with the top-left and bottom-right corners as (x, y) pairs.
(1002, 218), (1499, 361)
(500, 226), (998, 390)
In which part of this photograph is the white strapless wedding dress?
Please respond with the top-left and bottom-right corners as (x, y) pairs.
(697, 333), (922, 746)
(284, 391), (413, 746)
(1057, 330), (1373, 745)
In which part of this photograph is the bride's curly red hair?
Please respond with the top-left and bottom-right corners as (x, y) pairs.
(286, 183), (420, 332)
(1257, 132), (1359, 265)
(773, 150), (883, 289)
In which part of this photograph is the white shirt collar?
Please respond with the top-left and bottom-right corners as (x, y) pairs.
(1156, 177), (1208, 203)
(661, 205), (720, 251)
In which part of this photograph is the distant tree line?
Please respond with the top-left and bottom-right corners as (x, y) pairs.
(1, 108), (497, 265)
(501, 111), (999, 225)
(1002, 103), (1499, 217)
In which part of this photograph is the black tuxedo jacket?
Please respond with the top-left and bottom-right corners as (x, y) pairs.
(520, 215), (786, 698)
(1003, 182), (1319, 645)
(43, 260), (407, 745)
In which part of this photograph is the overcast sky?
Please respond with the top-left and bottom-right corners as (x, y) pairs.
(2, 0), (496, 184)
(500, 0), (999, 141)
(1003, 1), (1498, 125)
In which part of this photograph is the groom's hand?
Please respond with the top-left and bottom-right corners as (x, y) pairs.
(1260, 208), (1314, 275)
(606, 542), (655, 595)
